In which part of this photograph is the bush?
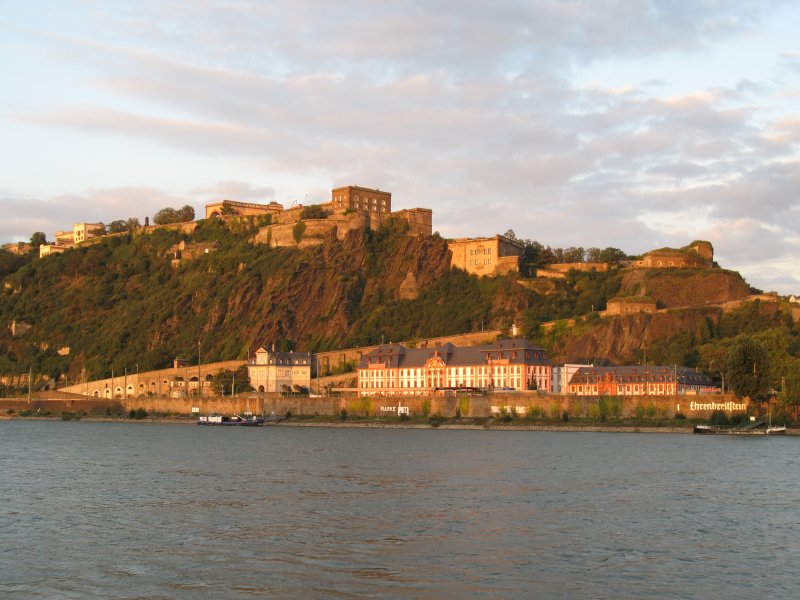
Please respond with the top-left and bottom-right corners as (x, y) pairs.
(300, 205), (330, 220)
(709, 410), (729, 426)
(729, 412), (748, 426)
(528, 406), (546, 420)
(561, 410), (569, 422)
(421, 399), (431, 417)
(428, 414), (445, 427)
(129, 408), (148, 420)
(292, 221), (306, 243)
(457, 396), (470, 418)
(399, 413), (409, 422)
(285, 410), (292, 420)
(340, 409), (348, 421)
(674, 412), (686, 420)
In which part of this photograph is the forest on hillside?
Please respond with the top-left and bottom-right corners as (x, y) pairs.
(1, 217), (800, 405)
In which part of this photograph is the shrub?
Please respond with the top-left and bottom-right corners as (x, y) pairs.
(340, 408), (348, 421)
(292, 221), (306, 243)
(399, 413), (409, 422)
(285, 410), (292, 420)
(458, 396), (470, 418)
(421, 399), (431, 417)
(561, 410), (569, 422)
(528, 406), (546, 420)
(729, 412), (748, 426)
(709, 410), (729, 426)
(129, 408), (148, 419)
(300, 205), (330, 220)
(429, 414), (445, 427)
(674, 412), (686, 420)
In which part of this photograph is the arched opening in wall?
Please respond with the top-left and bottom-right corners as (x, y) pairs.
(115, 386), (123, 398)
(127, 385), (134, 395)
(210, 211), (221, 218)
(258, 385), (265, 393)
(93, 390), (99, 397)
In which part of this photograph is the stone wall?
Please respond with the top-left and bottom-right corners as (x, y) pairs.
(60, 359), (247, 399)
(545, 262), (609, 274)
(0, 392), (750, 421)
(253, 212), (369, 248)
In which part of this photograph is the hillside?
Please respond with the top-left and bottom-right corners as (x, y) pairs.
(1, 218), (799, 394)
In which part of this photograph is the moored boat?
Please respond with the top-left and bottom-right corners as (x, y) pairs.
(197, 414), (264, 426)
(693, 421), (788, 435)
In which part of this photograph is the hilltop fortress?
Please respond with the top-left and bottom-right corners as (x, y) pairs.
(34, 184), (718, 286)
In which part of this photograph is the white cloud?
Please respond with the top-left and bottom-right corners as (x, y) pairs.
(2, 0), (800, 292)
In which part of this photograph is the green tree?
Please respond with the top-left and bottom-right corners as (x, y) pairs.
(106, 218), (140, 234)
(724, 335), (770, 400)
(30, 232), (47, 248)
(300, 205), (330, 220)
(154, 205), (195, 225)
(212, 365), (251, 396)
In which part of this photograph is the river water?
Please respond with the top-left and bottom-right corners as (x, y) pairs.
(1, 421), (798, 599)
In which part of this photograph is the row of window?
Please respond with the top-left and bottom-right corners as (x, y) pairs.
(469, 248), (492, 255)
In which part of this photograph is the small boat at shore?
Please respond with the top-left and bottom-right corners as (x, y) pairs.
(693, 422), (787, 435)
(197, 414), (264, 426)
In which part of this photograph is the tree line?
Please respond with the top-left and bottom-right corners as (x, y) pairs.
(26, 205), (197, 250)
(504, 229), (628, 266)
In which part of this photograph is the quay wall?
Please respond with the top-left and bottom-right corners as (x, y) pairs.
(0, 393), (747, 421)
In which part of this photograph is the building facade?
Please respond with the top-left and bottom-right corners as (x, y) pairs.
(566, 365), (718, 396)
(73, 223), (104, 244)
(247, 346), (312, 393)
(448, 235), (525, 277)
(329, 185), (391, 215)
(357, 339), (552, 396)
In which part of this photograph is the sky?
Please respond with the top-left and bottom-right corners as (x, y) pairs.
(1, 0), (799, 292)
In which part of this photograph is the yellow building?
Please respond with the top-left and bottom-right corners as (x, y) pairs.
(448, 234), (524, 276)
(73, 223), (104, 243)
(39, 244), (68, 258)
(247, 347), (312, 393)
(330, 185), (391, 215)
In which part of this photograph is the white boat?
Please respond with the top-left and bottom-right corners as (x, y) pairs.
(197, 414), (264, 426)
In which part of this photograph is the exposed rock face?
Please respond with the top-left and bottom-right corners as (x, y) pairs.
(617, 269), (751, 308)
(220, 227), (454, 349)
(398, 271), (420, 300)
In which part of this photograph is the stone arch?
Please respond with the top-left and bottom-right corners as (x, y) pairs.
(93, 390), (99, 397)
(258, 385), (265, 393)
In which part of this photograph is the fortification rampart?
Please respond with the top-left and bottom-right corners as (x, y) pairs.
(60, 360), (247, 399)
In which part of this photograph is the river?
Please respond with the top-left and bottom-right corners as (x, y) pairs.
(1, 421), (798, 599)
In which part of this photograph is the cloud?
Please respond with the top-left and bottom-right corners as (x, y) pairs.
(3, 1), (800, 292)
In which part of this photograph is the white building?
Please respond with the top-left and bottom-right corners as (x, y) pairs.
(247, 346), (311, 393)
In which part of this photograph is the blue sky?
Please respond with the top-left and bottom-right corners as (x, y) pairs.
(1, 1), (799, 292)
